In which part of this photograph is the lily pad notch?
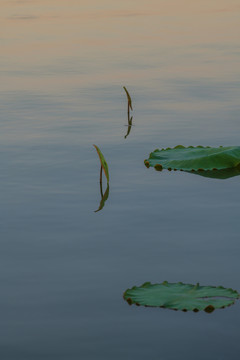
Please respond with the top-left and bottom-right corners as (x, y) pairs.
(123, 281), (239, 313)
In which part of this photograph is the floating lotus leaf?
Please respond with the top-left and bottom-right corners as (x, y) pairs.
(144, 146), (240, 173)
(124, 281), (239, 312)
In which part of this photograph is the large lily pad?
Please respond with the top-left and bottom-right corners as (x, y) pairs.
(124, 281), (239, 312)
(144, 145), (240, 172)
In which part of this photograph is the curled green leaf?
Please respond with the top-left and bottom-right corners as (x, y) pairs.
(123, 86), (133, 111)
(93, 144), (109, 183)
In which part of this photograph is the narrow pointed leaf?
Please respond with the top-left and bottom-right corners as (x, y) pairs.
(123, 86), (133, 110)
(93, 145), (109, 183)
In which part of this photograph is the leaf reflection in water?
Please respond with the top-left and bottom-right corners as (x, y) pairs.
(93, 145), (110, 212)
(95, 183), (110, 213)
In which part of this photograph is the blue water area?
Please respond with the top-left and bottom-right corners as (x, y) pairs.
(1, 83), (240, 359)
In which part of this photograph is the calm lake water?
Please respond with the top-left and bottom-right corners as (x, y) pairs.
(1, 1), (240, 359)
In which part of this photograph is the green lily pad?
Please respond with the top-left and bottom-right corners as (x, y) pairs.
(124, 281), (239, 312)
(144, 145), (240, 172)
(93, 144), (109, 183)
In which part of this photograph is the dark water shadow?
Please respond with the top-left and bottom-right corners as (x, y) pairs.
(152, 165), (240, 180)
(185, 166), (240, 180)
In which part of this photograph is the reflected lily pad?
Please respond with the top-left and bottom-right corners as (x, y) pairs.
(186, 166), (240, 180)
(124, 281), (239, 312)
(144, 146), (240, 178)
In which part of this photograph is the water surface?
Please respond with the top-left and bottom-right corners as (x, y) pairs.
(1, 1), (240, 359)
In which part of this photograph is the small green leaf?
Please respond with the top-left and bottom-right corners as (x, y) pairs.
(93, 145), (109, 183)
(123, 281), (239, 312)
(123, 86), (133, 111)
